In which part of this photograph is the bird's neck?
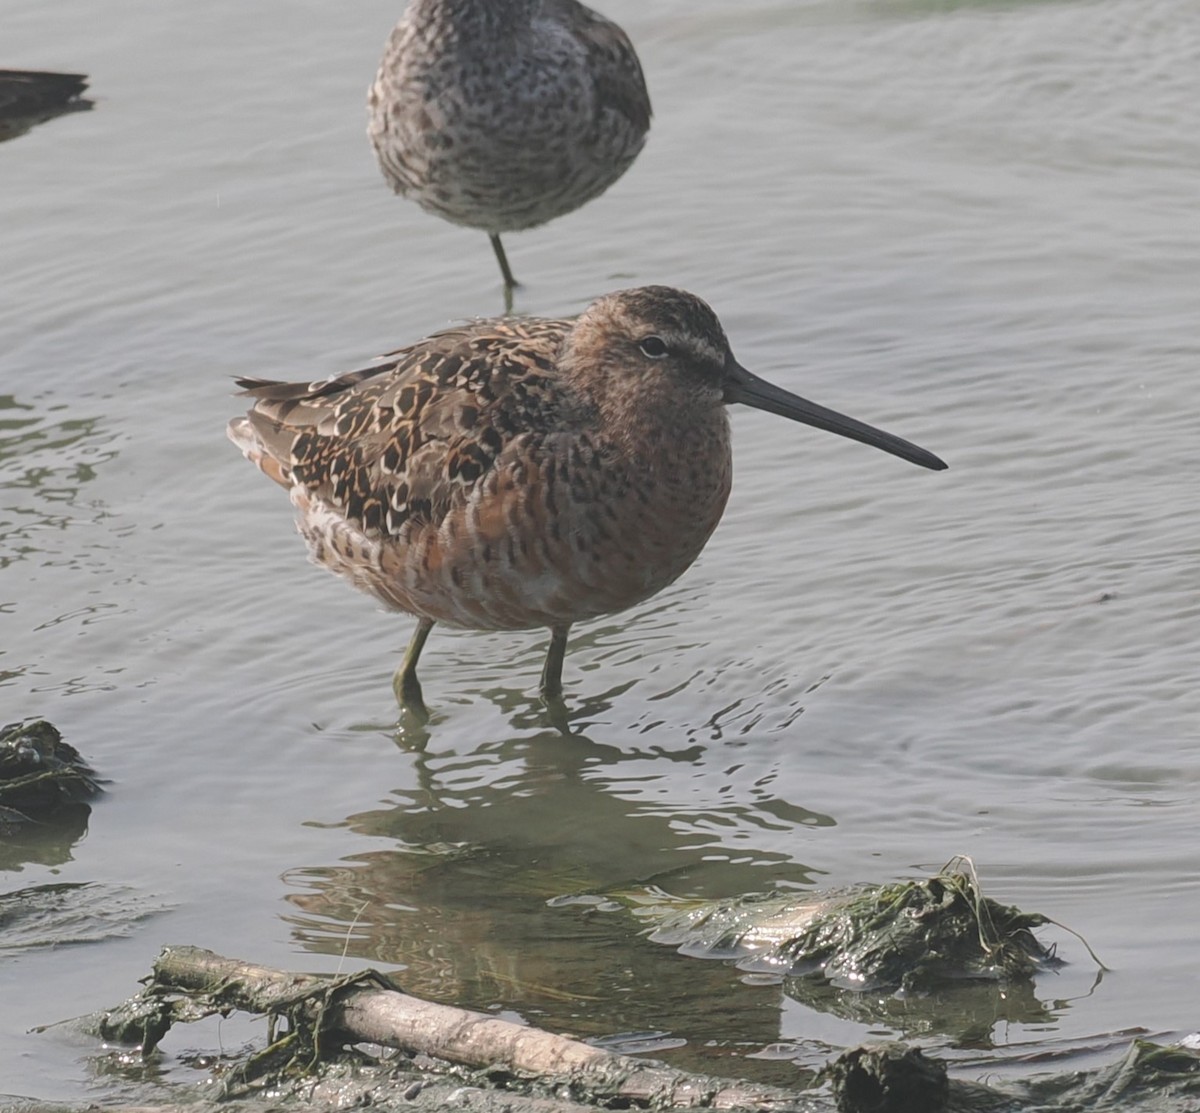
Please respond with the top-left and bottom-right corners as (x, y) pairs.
(567, 374), (732, 489)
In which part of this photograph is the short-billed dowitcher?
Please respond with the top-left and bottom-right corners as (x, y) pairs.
(228, 286), (946, 719)
(367, 0), (651, 292)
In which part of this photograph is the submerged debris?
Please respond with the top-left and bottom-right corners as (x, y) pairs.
(637, 857), (1070, 993)
(826, 1042), (948, 1113)
(827, 1037), (1200, 1113)
(73, 947), (1200, 1113)
(0, 882), (167, 956)
(0, 719), (102, 832)
(1020, 1037), (1200, 1109)
(88, 946), (806, 1109)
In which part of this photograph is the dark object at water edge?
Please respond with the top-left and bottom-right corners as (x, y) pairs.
(0, 70), (93, 143)
(0, 719), (102, 832)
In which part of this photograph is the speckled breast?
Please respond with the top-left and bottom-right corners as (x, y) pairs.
(296, 428), (733, 632)
(368, 20), (648, 233)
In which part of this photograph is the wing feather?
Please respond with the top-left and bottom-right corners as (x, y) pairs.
(230, 318), (583, 540)
(554, 0), (652, 134)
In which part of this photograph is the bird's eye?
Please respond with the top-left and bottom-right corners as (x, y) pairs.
(638, 335), (668, 359)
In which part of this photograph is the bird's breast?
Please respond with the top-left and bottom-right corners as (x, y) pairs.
(333, 423), (734, 632)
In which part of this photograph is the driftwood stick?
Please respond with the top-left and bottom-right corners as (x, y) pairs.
(154, 946), (330, 1010)
(150, 946), (812, 1111)
(333, 987), (610, 1074)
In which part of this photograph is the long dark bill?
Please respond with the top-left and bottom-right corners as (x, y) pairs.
(724, 361), (947, 472)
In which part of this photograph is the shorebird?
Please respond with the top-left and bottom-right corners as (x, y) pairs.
(367, 0), (651, 295)
(229, 286), (946, 719)
(0, 70), (92, 144)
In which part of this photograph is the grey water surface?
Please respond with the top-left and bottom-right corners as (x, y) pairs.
(2, 0), (1198, 1101)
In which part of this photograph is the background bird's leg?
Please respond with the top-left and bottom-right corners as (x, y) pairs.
(540, 624), (570, 704)
(490, 233), (519, 294)
(393, 617), (435, 720)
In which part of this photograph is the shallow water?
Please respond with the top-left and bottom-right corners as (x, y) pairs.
(2, 0), (1198, 1100)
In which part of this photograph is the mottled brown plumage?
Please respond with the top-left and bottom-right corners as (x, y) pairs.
(367, 0), (651, 291)
(228, 286), (946, 718)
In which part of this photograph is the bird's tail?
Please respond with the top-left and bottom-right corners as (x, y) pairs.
(226, 416), (292, 490)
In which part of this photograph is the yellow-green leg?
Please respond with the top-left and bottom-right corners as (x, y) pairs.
(490, 233), (519, 293)
(393, 617), (435, 720)
(540, 624), (570, 705)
